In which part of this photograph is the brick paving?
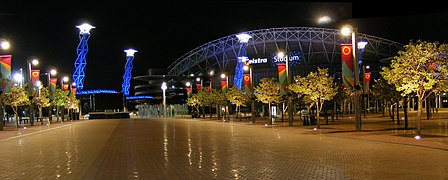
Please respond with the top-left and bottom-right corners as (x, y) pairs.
(0, 112), (447, 179)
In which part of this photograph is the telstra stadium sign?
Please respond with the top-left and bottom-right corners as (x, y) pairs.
(245, 51), (302, 66)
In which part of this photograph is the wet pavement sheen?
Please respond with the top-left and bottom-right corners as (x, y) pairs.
(0, 119), (447, 179)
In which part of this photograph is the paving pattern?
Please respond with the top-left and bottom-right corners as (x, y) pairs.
(0, 118), (447, 179)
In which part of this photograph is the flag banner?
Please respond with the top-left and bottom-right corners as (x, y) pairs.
(186, 87), (192, 98)
(50, 78), (57, 100)
(196, 83), (202, 93)
(206, 86), (211, 93)
(243, 74), (251, 97)
(277, 64), (287, 95)
(63, 84), (69, 91)
(31, 69), (40, 96)
(221, 80), (227, 93)
(364, 72), (371, 94)
(341, 44), (354, 88)
(0, 55), (12, 92)
(71, 87), (77, 94)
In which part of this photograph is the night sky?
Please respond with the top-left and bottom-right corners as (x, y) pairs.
(0, 1), (447, 95)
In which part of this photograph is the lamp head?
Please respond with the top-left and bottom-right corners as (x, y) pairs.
(341, 25), (353, 36)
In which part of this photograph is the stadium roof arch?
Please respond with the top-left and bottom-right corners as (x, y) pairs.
(167, 27), (403, 76)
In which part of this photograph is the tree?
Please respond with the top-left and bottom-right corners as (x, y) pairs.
(67, 93), (79, 120)
(2, 86), (30, 128)
(381, 40), (448, 135)
(254, 78), (282, 124)
(33, 87), (50, 125)
(226, 87), (249, 120)
(52, 89), (69, 122)
(186, 94), (201, 118)
(289, 68), (337, 128)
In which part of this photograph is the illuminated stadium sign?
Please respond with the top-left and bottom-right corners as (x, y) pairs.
(272, 51), (301, 66)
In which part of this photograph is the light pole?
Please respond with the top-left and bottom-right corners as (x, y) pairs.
(220, 73), (229, 120)
(358, 41), (368, 118)
(47, 69), (56, 122)
(60, 76), (69, 122)
(277, 51), (294, 126)
(161, 82), (167, 118)
(27, 58), (39, 125)
(341, 25), (361, 131)
(0, 39), (10, 131)
(243, 64), (255, 123)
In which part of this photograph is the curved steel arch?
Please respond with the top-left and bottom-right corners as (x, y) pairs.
(167, 27), (403, 76)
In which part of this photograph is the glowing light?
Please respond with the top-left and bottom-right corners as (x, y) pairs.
(357, 41), (368, 50)
(415, 135), (421, 140)
(0, 40), (10, 50)
(124, 49), (138, 57)
(76, 23), (95, 34)
(277, 52), (285, 58)
(243, 65), (249, 71)
(23, 127), (27, 129)
(31, 59), (39, 65)
(265, 124), (268, 126)
(161, 82), (167, 90)
(313, 128), (317, 131)
(236, 33), (252, 43)
(341, 25), (353, 36)
(13, 73), (23, 82)
(50, 69), (57, 75)
(63, 76), (69, 82)
(220, 74), (226, 79)
(185, 82), (191, 87)
(318, 16), (332, 24)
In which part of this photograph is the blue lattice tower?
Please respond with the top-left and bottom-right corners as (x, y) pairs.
(234, 33), (252, 90)
(73, 23), (95, 91)
(122, 49), (138, 96)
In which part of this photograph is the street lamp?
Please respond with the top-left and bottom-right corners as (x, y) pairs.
(0, 39), (10, 50)
(277, 51), (294, 126)
(341, 24), (362, 131)
(27, 58), (39, 124)
(13, 72), (23, 88)
(161, 82), (167, 118)
(47, 68), (57, 122)
(243, 63), (255, 123)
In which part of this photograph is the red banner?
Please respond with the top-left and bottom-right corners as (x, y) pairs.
(341, 44), (354, 88)
(364, 72), (371, 94)
(0, 55), (12, 92)
(196, 83), (202, 93)
(277, 64), (287, 95)
(186, 87), (192, 97)
(63, 84), (69, 91)
(71, 87), (77, 94)
(31, 70), (40, 88)
(243, 74), (251, 97)
(221, 81), (227, 93)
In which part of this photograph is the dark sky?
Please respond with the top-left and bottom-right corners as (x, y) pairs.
(0, 1), (447, 95)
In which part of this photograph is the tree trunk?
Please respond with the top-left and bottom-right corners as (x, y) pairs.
(61, 107), (65, 122)
(404, 96), (408, 129)
(13, 107), (19, 128)
(40, 108), (43, 125)
(268, 103), (272, 124)
(316, 100), (321, 129)
(390, 103), (394, 122)
(426, 98), (431, 120)
(56, 107), (60, 122)
(396, 100), (400, 125)
(417, 98), (423, 135)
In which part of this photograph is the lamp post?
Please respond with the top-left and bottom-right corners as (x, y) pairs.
(27, 58), (39, 125)
(0, 39), (10, 131)
(161, 82), (167, 118)
(47, 69), (56, 122)
(60, 76), (69, 122)
(243, 64), (255, 123)
(341, 25), (361, 131)
(277, 51), (294, 126)
(220, 73), (229, 120)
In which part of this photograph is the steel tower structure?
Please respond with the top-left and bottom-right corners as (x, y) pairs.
(234, 33), (252, 90)
(122, 49), (138, 96)
(73, 23), (95, 91)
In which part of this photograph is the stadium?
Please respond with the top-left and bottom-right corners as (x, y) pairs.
(133, 27), (403, 105)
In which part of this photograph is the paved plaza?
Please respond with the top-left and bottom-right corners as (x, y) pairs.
(0, 113), (448, 179)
